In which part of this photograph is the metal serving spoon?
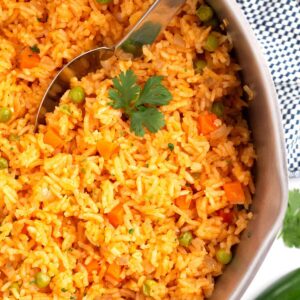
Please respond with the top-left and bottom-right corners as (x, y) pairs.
(35, 0), (186, 129)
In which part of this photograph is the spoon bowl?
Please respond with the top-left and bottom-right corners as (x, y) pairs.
(34, 0), (186, 129)
(35, 47), (113, 127)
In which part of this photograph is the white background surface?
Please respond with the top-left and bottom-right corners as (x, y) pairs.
(242, 178), (300, 300)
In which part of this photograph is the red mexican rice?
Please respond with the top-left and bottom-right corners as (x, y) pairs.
(0, 0), (255, 299)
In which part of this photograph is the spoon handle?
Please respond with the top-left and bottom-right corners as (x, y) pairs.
(115, 0), (186, 56)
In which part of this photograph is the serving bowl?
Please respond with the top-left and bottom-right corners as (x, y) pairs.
(1, 0), (286, 298)
(207, 1), (288, 299)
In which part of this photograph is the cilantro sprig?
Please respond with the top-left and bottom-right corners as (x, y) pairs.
(281, 189), (300, 248)
(108, 70), (172, 136)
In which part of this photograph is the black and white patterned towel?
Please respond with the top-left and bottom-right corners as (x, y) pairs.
(236, 0), (300, 177)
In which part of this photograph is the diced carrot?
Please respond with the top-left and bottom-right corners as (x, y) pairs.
(75, 290), (81, 299)
(96, 139), (119, 160)
(77, 221), (86, 242)
(21, 224), (28, 235)
(107, 204), (124, 228)
(86, 259), (100, 273)
(217, 209), (234, 224)
(224, 181), (245, 204)
(198, 112), (218, 135)
(22, 183), (31, 191)
(175, 195), (191, 210)
(39, 286), (52, 294)
(106, 262), (121, 280)
(44, 128), (64, 148)
(19, 47), (40, 69)
(195, 197), (202, 218)
(53, 236), (63, 247)
(76, 135), (89, 153)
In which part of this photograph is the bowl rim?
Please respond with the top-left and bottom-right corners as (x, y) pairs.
(208, 0), (288, 299)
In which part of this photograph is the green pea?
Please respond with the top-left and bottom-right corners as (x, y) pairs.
(128, 228), (134, 234)
(216, 249), (232, 264)
(0, 107), (12, 123)
(211, 102), (224, 117)
(0, 157), (8, 170)
(178, 231), (193, 247)
(196, 5), (214, 22)
(168, 143), (174, 151)
(143, 279), (158, 296)
(204, 17), (219, 29)
(69, 86), (85, 104)
(96, 0), (112, 3)
(35, 272), (51, 288)
(194, 59), (207, 74)
(204, 33), (219, 52)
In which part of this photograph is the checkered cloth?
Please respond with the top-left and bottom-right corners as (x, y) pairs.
(236, 0), (300, 177)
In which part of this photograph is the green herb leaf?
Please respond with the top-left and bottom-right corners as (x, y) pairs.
(281, 189), (300, 248)
(109, 70), (141, 110)
(168, 143), (174, 151)
(30, 45), (40, 53)
(130, 108), (165, 137)
(108, 70), (172, 137)
(137, 76), (172, 106)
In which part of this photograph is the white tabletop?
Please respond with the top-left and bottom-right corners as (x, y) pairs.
(242, 178), (300, 299)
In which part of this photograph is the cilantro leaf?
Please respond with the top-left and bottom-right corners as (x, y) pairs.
(137, 76), (172, 106)
(108, 70), (172, 137)
(130, 107), (165, 136)
(130, 110), (145, 136)
(30, 45), (40, 53)
(281, 189), (300, 248)
(109, 70), (141, 109)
